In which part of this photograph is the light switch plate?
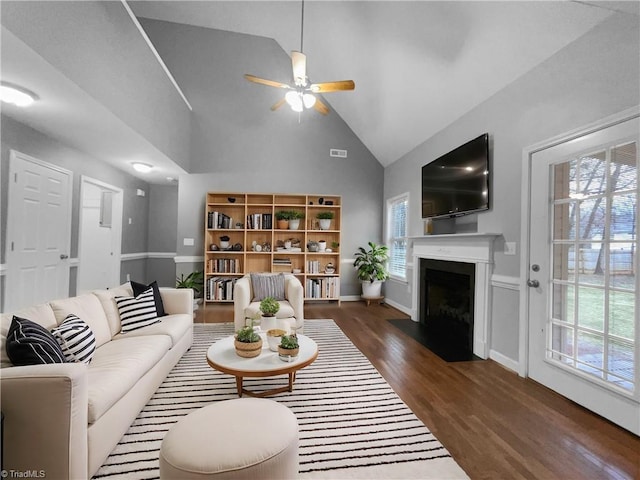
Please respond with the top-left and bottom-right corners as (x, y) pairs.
(183, 238), (194, 246)
(505, 242), (517, 256)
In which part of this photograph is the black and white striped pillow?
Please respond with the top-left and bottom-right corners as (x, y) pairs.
(51, 314), (96, 364)
(115, 287), (160, 333)
(6, 316), (67, 365)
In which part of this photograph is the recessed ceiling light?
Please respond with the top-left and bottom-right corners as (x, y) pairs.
(132, 162), (153, 173)
(0, 81), (38, 107)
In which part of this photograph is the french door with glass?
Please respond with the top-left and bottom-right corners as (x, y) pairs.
(528, 114), (639, 434)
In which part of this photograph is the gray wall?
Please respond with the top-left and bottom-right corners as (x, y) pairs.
(147, 184), (179, 287)
(140, 18), (385, 296)
(383, 13), (640, 362)
(1, 115), (153, 306)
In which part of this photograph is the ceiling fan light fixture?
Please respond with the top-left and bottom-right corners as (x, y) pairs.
(303, 93), (316, 108)
(285, 90), (303, 112)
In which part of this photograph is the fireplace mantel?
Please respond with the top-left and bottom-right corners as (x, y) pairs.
(410, 233), (500, 359)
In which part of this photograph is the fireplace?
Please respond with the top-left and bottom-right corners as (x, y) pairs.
(411, 233), (499, 359)
(420, 259), (475, 361)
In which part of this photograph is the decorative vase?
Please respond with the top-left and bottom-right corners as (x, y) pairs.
(234, 337), (263, 358)
(261, 315), (277, 332)
(220, 241), (230, 249)
(362, 280), (383, 298)
(319, 219), (331, 230)
(277, 219), (289, 229)
(266, 329), (286, 352)
(278, 346), (300, 362)
(289, 219), (300, 230)
(318, 241), (326, 252)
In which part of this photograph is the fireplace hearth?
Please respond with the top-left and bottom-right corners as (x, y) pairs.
(419, 259), (477, 361)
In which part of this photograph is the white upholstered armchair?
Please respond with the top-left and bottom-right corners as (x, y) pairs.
(233, 274), (304, 333)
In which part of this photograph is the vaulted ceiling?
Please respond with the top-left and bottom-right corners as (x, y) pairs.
(2, 1), (637, 182)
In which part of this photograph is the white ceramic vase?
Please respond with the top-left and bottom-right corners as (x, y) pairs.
(361, 280), (382, 298)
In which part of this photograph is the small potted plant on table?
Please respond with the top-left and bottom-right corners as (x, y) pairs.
(278, 334), (299, 362)
(235, 322), (263, 358)
(259, 296), (280, 332)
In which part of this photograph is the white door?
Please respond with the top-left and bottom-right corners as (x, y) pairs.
(77, 177), (122, 293)
(528, 115), (639, 434)
(4, 150), (72, 312)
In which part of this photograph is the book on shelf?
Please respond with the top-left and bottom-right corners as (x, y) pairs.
(208, 211), (233, 229)
(305, 277), (340, 299)
(206, 276), (238, 301)
(246, 213), (272, 230)
(207, 258), (240, 273)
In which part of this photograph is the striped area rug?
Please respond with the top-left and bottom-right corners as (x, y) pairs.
(93, 320), (468, 479)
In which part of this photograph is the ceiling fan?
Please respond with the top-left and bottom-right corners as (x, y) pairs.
(244, 1), (355, 115)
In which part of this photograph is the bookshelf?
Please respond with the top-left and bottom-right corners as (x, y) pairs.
(204, 192), (341, 304)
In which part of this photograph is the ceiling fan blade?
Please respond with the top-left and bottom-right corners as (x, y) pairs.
(291, 51), (307, 86)
(270, 97), (287, 111)
(244, 74), (290, 89)
(309, 80), (355, 93)
(313, 97), (330, 115)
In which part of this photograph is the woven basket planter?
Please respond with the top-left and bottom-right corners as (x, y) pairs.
(234, 337), (263, 358)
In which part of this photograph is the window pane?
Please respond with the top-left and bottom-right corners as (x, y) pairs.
(388, 195), (408, 279)
(579, 152), (606, 197)
(608, 338), (634, 388)
(552, 283), (574, 323)
(611, 142), (637, 193)
(578, 198), (607, 240)
(550, 323), (574, 364)
(577, 286), (604, 332)
(610, 193), (636, 240)
(553, 202), (576, 240)
(553, 160), (575, 201)
(576, 331), (604, 376)
(609, 290), (635, 341)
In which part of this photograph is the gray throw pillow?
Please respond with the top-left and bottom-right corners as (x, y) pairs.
(250, 273), (286, 301)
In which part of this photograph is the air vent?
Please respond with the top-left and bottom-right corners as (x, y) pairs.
(330, 149), (347, 158)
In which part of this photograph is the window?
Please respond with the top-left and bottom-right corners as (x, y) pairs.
(387, 193), (409, 280)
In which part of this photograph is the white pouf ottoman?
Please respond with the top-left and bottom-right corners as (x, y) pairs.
(159, 398), (299, 479)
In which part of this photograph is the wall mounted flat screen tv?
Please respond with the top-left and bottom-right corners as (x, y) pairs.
(421, 133), (490, 219)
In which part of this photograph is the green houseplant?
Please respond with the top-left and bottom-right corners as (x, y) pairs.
(260, 296), (280, 317)
(288, 210), (304, 230)
(316, 211), (334, 230)
(353, 242), (390, 298)
(275, 211), (290, 229)
(176, 271), (204, 310)
(235, 322), (263, 358)
(278, 334), (299, 362)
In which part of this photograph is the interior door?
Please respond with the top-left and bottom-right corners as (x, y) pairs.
(528, 116), (639, 434)
(77, 177), (123, 293)
(4, 150), (72, 312)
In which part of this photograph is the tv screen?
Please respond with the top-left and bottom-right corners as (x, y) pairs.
(421, 133), (490, 219)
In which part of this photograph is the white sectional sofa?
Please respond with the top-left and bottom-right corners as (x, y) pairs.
(0, 284), (194, 479)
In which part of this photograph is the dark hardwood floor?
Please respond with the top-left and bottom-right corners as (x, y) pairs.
(196, 301), (640, 480)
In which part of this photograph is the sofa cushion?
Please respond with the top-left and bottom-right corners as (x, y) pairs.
(244, 301), (294, 321)
(50, 294), (112, 349)
(112, 314), (192, 347)
(6, 316), (67, 366)
(87, 334), (172, 423)
(92, 285), (134, 337)
(1, 303), (58, 368)
(115, 288), (160, 333)
(250, 273), (285, 301)
(51, 314), (96, 364)
(131, 280), (166, 317)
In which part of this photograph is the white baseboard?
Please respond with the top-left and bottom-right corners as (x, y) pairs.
(383, 298), (413, 317)
(489, 349), (519, 373)
(340, 295), (361, 302)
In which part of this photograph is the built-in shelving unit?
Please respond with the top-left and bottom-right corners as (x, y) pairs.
(204, 192), (341, 304)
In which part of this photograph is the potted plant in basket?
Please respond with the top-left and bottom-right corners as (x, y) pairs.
(316, 211), (334, 230)
(278, 334), (299, 362)
(235, 321), (263, 358)
(275, 211), (290, 229)
(353, 242), (390, 299)
(288, 210), (304, 230)
(259, 296), (280, 332)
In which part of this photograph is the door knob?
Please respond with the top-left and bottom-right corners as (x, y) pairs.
(60, 254), (69, 260)
(527, 279), (540, 288)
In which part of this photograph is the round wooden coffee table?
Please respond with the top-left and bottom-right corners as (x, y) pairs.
(206, 334), (318, 397)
